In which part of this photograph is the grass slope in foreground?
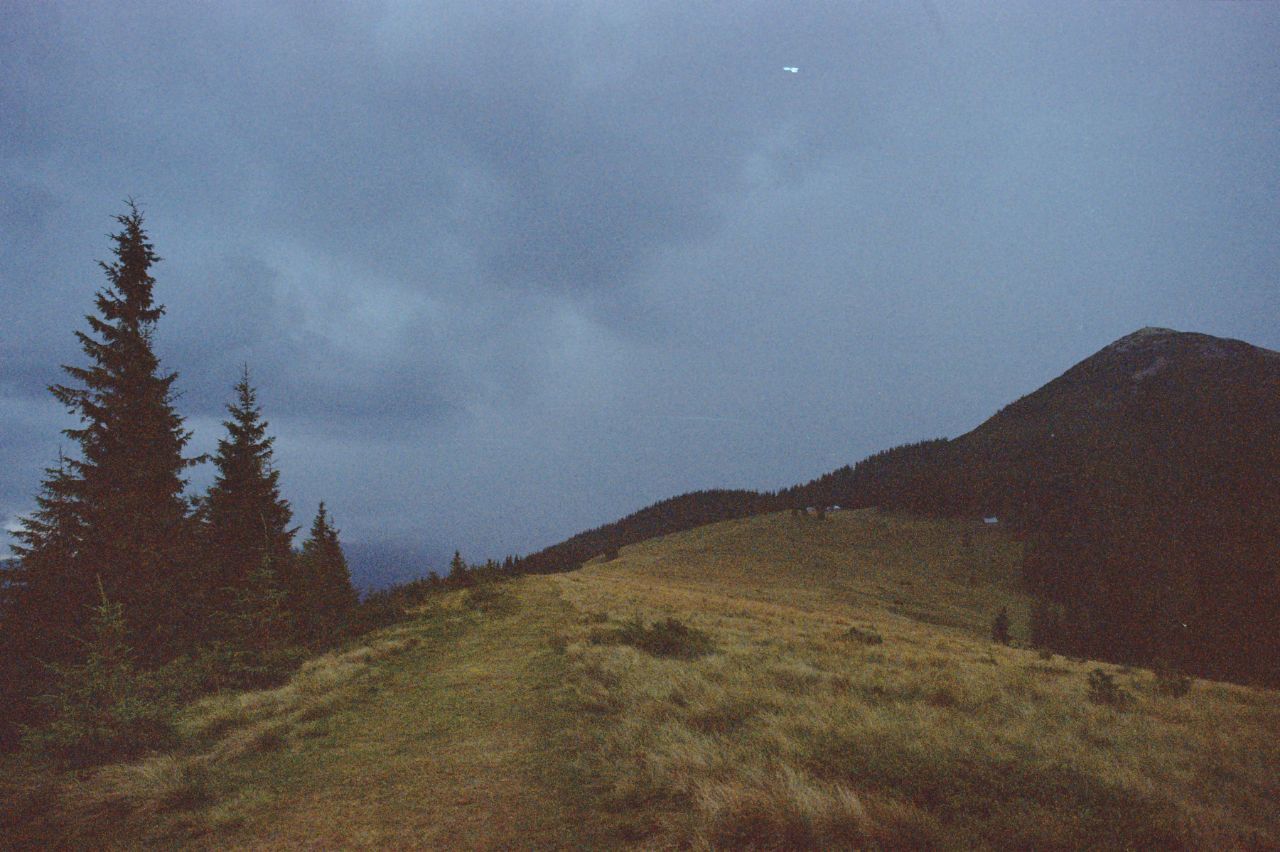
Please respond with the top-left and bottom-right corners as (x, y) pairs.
(4, 509), (1278, 849)
(1, 580), (624, 849)
(552, 509), (1279, 849)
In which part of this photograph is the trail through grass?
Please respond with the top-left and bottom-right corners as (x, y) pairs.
(3, 578), (625, 850)
(201, 578), (627, 849)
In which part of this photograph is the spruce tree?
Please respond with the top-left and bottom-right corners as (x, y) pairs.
(294, 503), (358, 642)
(2, 455), (87, 745)
(8, 453), (87, 662)
(202, 367), (294, 629)
(23, 582), (172, 767)
(449, 550), (469, 585)
(15, 202), (198, 659)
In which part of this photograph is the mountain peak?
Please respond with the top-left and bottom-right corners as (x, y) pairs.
(1130, 325), (1179, 337)
(1098, 326), (1277, 363)
(1105, 326), (1181, 352)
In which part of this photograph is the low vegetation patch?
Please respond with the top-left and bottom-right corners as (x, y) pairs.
(463, 581), (515, 613)
(1086, 668), (1133, 709)
(838, 624), (884, 645)
(1152, 661), (1193, 697)
(607, 615), (715, 659)
(696, 768), (871, 850)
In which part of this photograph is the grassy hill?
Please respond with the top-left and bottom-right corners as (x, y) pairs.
(784, 328), (1280, 685)
(6, 510), (1277, 848)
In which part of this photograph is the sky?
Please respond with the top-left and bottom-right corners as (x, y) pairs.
(3, 1), (1279, 588)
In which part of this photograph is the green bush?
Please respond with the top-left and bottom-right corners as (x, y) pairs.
(22, 592), (175, 767)
(155, 642), (308, 702)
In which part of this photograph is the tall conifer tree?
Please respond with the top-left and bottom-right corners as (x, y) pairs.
(16, 202), (198, 657)
(202, 367), (294, 626)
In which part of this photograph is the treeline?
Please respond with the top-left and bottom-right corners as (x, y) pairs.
(775, 439), (956, 517)
(511, 489), (779, 575)
(0, 204), (359, 756)
(351, 550), (520, 634)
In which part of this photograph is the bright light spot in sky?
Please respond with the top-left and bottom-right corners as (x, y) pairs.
(783, 66), (798, 73)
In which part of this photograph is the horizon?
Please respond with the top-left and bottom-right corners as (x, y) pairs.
(4, 3), (1279, 588)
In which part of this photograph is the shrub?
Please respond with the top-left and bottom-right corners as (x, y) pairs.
(463, 582), (513, 613)
(156, 643), (308, 700)
(22, 592), (176, 767)
(1086, 669), (1132, 709)
(839, 625), (884, 645)
(992, 606), (1011, 645)
(614, 615), (714, 659)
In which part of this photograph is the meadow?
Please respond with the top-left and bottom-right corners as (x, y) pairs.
(3, 509), (1276, 849)
(553, 510), (1279, 848)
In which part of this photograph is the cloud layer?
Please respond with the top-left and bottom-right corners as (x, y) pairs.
(4, 2), (1279, 585)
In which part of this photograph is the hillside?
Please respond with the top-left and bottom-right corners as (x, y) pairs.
(7, 511), (1277, 849)
(783, 327), (1280, 684)
(509, 327), (1278, 685)
(513, 489), (775, 575)
(789, 327), (1280, 517)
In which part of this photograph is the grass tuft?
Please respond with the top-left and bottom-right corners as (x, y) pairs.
(838, 624), (885, 645)
(696, 768), (871, 850)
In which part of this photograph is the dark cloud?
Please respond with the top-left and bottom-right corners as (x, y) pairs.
(3, 2), (1279, 583)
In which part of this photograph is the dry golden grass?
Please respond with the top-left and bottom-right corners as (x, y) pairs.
(552, 509), (1280, 849)
(0, 625), (433, 848)
(1, 582), (626, 849)
(4, 509), (1276, 849)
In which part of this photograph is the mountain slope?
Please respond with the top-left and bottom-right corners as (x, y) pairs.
(790, 327), (1279, 519)
(785, 327), (1280, 684)
(951, 326), (1279, 517)
(10, 511), (1277, 848)
(556, 511), (1279, 847)
(510, 327), (1278, 684)
(513, 489), (774, 575)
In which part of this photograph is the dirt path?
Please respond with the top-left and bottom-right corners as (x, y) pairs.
(200, 577), (612, 850)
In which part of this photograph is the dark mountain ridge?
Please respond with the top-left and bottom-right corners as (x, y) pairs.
(786, 327), (1279, 683)
(518, 327), (1279, 684)
(788, 327), (1279, 520)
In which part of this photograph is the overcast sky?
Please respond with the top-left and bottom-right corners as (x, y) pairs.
(4, 2), (1278, 587)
